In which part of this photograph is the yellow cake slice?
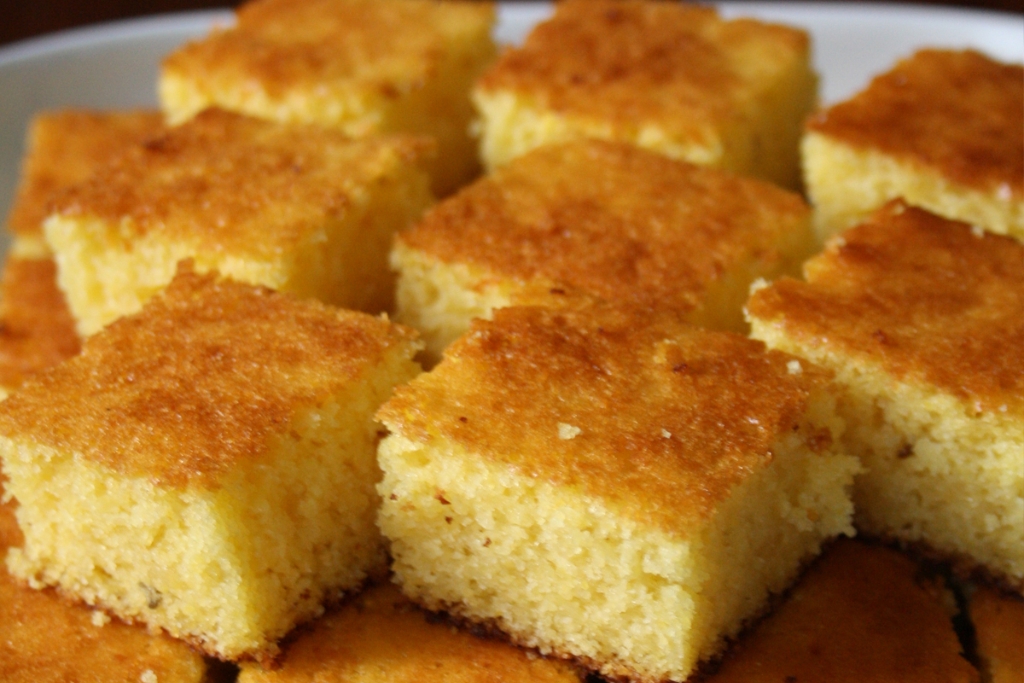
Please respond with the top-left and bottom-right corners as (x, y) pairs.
(0, 266), (422, 661)
(160, 0), (496, 196)
(393, 139), (814, 361)
(969, 585), (1024, 683)
(802, 49), (1023, 243)
(4, 109), (165, 257)
(377, 300), (859, 682)
(709, 539), (978, 682)
(0, 255), (80, 397)
(238, 582), (584, 682)
(42, 108), (432, 336)
(473, 0), (816, 189)
(747, 201), (1024, 591)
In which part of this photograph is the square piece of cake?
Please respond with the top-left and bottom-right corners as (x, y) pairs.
(4, 109), (165, 258)
(709, 540), (978, 682)
(160, 0), (496, 196)
(747, 201), (1024, 591)
(238, 582), (584, 683)
(393, 139), (814, 361)
(43, 108), (432, 336)
(0, 267), (422, 661)
(472, 0), (816, 189)
(377, 300), (859, 682)
(802, 49), (1023, 242)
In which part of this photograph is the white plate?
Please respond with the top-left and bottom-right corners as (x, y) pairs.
(0, 2), (1021, 254)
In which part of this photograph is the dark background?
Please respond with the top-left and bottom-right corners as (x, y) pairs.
(3, 0), (1021, 47)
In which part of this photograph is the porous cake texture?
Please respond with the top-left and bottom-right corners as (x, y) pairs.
(377, 301), (859, 682)
(393, 139), (814, 360)
(969, 586), (1024, 683)
(709, 539), (978, 682)
(0, 267), (422, 661)
(803, 49), (1024, 243)
(238, 582), (584, 683)
(473, 0), (816, 189)
(747, 201), (1024, 591)
(0, 256), (80, 397)
(43, 108), (432, 336)
(4, 109), (165, 257)
(160, 0), (496, 196)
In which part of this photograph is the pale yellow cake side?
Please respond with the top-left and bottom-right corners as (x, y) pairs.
(750, 318), (1024, 590)
(803, 131), (1024, 243)
(378, 392), (857, 682)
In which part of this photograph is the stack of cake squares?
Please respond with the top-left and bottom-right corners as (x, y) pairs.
(0, 0), (1021, 680)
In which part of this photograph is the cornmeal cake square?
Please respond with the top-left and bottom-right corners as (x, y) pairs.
(4, 109), (165, 257)
(0, 255), (80, 397)
(803, 49), (1023, 243)
(160, 0), (496, 196)
(43, 108), (432, 336)
(969, 586), (1024, 683)
(472, 0), (816, 189)
(710, 540), (978, 682)
(747, 201), (1024, 591)
(377, 301), (859, 682)
(393, 139), (814, 361)
(238, 582), (584, 682)
(0, 267), (422, 661)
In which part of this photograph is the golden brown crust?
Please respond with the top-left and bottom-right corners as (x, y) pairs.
(0, 266), (419, 488)
(50, 109), (431, 260)
(747, 201), (1024, 415)
(399, 139), (809, 314)
(5, 110), (166, 239)
(970, 585), (1024, 682)
(0, 473), (22, 551)
(0, 256), (81, 391)
(708, 539), (979, 682)
(806, 49), (1024, 197)
(163, 0), (495, 100)
(378, 300), (834, 531)
(477, 0), (809, 137)
(0, 570), (205, 683)
(240, 582), (582, 682)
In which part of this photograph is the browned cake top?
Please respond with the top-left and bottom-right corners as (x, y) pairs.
(0, 571), (205, 683)
(399, 140), (809, 312)
(379, 300), (836, 532)
(164, 0), (495, 98)
(807, 49), (1024, 197)
(710, 540), (979, 682)
(476, 0), (809, 136)
(240, 582), (581, 683)
(0, 257), (81, 390)
(747, 201), (1024, 415)
(50, 109), (430, 260)
(970, 586), (1024, 682)
(5, 110), (166, 239)
(0, 267), (418, 488)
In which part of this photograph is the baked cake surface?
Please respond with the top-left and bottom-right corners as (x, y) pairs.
(970, 586), (1024, 683)
(4, 109), (165, 257)
(238, 582), (583, 683)
(160, 0), (496, 195)
(0, 255), (80, 396)
(473, 0), (816, 189)
(43, 108), (432, 335)
(709, 539), (978, 682)
(803, 49), (1024, 241)
(377, 300), (859, 682)
(0, 267), (422, 661)
(393, 139), (813, 360)
(747, 201), (1024, 590)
